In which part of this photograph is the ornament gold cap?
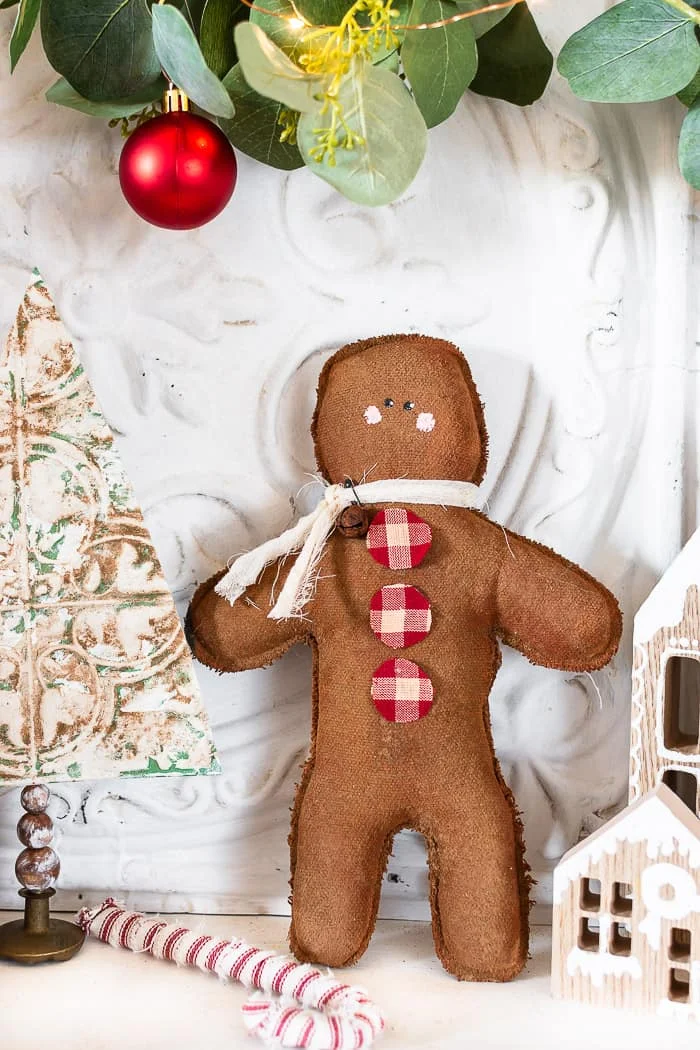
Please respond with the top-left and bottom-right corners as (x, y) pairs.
(163, 86), (190, 113)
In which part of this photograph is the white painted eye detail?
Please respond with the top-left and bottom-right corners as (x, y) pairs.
(364, 405), (382, 425)
(416, 411), (435, 433)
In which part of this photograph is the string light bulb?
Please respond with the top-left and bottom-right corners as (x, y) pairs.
(238, 0), (526, 32)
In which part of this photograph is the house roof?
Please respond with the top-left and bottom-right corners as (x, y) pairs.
(635, 528), (700, 644)
(553, 784), (700, 902)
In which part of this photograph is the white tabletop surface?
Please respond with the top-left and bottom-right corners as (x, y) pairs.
(0, 914), (695, 1050)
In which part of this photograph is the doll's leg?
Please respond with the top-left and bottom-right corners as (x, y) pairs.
(424, 778), (529, 982)
(289, 773), (394, 968)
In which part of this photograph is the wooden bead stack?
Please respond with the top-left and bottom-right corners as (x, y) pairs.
(0, 784), (84, 964)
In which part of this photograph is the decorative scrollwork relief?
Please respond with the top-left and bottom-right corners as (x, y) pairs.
(0, 8), (693, 921)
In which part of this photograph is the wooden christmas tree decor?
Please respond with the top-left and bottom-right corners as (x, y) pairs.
(0, 275), (218, 963)
(552, 530), (700, 1019)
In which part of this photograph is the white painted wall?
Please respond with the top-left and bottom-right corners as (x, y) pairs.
(1, 3), (697, 920)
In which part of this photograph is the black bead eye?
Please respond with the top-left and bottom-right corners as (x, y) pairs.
(403, 400), (415, 411)
(384, 397), (394, 407)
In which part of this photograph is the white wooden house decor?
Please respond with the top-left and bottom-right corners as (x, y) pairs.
(552, 784), (700, 1020)
(630, 530), (700, 814)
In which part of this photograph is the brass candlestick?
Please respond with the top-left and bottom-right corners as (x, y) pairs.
(0, 784), (84, 964)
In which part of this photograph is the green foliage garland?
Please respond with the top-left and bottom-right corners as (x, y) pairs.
(559, 0), (700, 190)
(2, 0), (552, 207)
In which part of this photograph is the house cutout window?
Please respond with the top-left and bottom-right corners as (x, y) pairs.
(664, 655), (700, 754)
(670, 927), (692, 963)
(581, 878), (601, 911)
(579, 916), (600, 953)
(612, 881), (633, 916)
(669, 967), (691, 1003)
(662, 768), (698, 814)
(610, 920), (632, 956)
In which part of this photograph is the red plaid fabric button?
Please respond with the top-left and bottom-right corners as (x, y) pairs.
(371, 658), (434, 723)
(370, 584), (432, 649)
(366, 508), (432, 570)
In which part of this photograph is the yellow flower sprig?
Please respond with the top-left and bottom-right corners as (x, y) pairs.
(300, 0), (400, 89)
(296, 0), (400, 163)
(306, 91), (365, 166)
(109, 102), (161, 138)
(278, 107), (300, 144)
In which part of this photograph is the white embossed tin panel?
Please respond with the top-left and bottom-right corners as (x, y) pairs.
(0, 4), (695, 920)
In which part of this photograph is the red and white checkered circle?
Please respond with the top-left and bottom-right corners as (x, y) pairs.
(371, 658), (434, 723)
(370, 584), (432, 649)
(366, 508), (432, 570)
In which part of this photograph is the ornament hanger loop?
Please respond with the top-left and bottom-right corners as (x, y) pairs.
(163, 85), (190, 112)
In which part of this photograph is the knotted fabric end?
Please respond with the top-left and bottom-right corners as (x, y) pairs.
(215, 478), (482, 620)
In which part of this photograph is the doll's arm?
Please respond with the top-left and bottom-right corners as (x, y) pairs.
(186, 560), (311, 672)
(494, 529), (621, 671)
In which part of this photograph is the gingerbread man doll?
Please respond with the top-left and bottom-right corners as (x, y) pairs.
(187, 334), (621, 981)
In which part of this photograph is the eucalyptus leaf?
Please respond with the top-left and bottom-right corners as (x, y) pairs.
(201, 0), (246, 78)
(375, 47), (399, 73)
(179, 0), (207, 31)
(221, 63), (304, 169)
(679, 97), (700, 186)
(293, 0), (350, 24)
(297, 58), (427, 206)
(250, 0), (406, 64)
(470, 3), (551, 106)
(41, 0), (161, 102)
(402, 0), (477, 128)
(679, 67), (700, 106)
(0, 1), (20, 8)
(558, 0), (700, 103)
(294, 0), (410, 32)
(235, 22), (324, 113)
(152, 3), (234, 118)
(455, 0), (512, 40)
(9, 0), (40, 71)
(250, 0), (309, 59)
(45, 75), (163, 117)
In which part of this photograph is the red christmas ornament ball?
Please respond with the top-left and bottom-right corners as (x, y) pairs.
(119, 110), (237, 230)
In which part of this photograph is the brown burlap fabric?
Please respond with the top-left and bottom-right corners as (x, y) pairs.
(187, 334), (621, 981)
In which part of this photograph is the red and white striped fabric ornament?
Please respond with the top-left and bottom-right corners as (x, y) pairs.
(370, 584), (432, 649)
(77, 899), (384, 1049)
(370, 658), (434, 723)
(366, 508), (432, 570)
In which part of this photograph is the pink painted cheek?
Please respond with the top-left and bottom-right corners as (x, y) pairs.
(416, 411), (435, 433)
(364, 405), (382, 425)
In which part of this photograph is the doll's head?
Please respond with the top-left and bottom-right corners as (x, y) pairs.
(312, 334), (488, 485)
